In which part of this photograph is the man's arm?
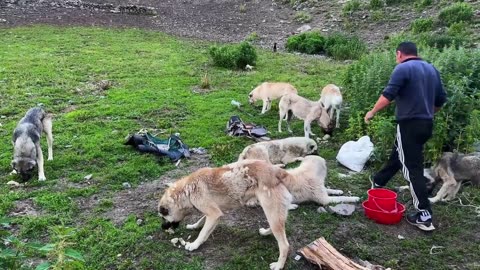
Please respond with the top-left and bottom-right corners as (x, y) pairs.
(365, 95), (390, 123)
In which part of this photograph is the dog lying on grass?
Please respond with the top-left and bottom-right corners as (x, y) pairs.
(237, 137), (318, 165)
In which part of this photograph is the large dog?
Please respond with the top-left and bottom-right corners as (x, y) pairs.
(248, 82), (298, 114)
(158, 160), (293, 270)
(244, 155), (360, 209)
(426, 152), (480, 203)
(237, 137), (318, 165)
(11, 107), (53, 181)
(319, 84), (343, 128)
(278, 93), (332, 138)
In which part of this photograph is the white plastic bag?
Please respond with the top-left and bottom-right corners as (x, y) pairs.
(336, 136), (374, 172)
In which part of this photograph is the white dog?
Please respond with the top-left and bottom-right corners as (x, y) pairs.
(238, 137), (318, 164)
(278, 93), (332, 138)
(245, 155), (360, 209)
(248, 82), (298, 114)
(320, 84), (343, 128)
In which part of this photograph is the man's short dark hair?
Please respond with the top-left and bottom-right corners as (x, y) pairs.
(396, 41), (418, 56)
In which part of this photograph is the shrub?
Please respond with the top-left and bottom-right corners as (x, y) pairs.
(286, 31), (326, 54)
(209, 41), (257, 69)
(286, 32), (367, 60)
(324, 33), (368, 60)
(342, 0), (362, 16)
(438, 2), (474, 26)
(369, 0), (384, 10)
(342, 46), (480, 164)
(447, 21), (468, 37)
(294, 11), (313, 23)
(415, 0), (432, 10)
(410, 18), (434, 34)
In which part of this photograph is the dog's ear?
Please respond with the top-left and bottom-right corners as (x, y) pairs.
(320, 101), (325, 107)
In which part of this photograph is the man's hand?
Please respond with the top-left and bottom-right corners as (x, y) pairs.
(364, 110), (375, 123)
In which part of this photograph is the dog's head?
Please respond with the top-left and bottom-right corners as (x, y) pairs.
(248, 90), (256, 104)
(157, 186), (188, 231)
(424, 168), (439, 195)
(304, 138), (318, 155)
(11, 158), (37, 181)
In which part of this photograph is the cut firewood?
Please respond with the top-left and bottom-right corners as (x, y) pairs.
(298, 237), (386, 270)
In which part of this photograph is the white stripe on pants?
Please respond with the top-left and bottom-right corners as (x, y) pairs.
(396, 124), (420, 210)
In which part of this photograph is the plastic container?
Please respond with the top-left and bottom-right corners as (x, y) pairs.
(362, 200), (405, 225)
(367, 188), (398, 212)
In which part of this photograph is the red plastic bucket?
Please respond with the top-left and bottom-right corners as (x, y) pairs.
(367, 188), (397, 212)
(362, 200), (405, 224)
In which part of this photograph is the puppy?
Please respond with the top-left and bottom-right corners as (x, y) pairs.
(248, 82), (298, 114)
(278, 93), (332, 138)
(11, 107), (53, 181)
(320, 84), (343, 128)
(427, 152), (480, 203)
(237, 137), (318, 165)
(246, 155), (360, 209)
(158, 160), (293, 270)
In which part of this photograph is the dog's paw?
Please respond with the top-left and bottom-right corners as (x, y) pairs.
(186, 223), (201, 230)
(48, 157), (53, 161)
(352, 196), (361, 202)
(38, 175), (46, 181)
(428, 197), (438, 203)
(288, 204), (299, 210)
(269, 262), (284, 270)
(184, 241), (200, 251)
(259, 227), (272, 236)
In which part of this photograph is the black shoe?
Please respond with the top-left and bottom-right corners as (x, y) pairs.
(406, 211), (435, 231)
(369, 175), (384, 189)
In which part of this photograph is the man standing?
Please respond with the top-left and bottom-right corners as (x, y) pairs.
(364, 42), (447, 231)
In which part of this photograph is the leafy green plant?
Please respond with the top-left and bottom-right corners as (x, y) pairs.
(324, 33), (367, 60)
(438, 2), (474, 26)
(294, 11), (313, 23)
(244, 32), (260, 43)
(209, 41), (257, 69)
(200, 72), (210, 89)
(286, 31), (326, 54)
(342, 0), (362, 16)
(410, 18), (434, 34)
(414, 0), (433, 10)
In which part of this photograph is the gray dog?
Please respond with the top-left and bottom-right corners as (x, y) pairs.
(426, 152), (480, 203)
(11, 107), (53, 181)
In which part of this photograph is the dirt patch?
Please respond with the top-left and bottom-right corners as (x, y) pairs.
(9, 199), (42, 217)
(76, 153), (211, 225)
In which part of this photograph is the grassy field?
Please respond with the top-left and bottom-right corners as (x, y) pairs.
(0, 26), (479, 270)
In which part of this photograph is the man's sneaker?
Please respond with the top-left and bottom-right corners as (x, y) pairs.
(406, 211), (435, 231)
(369, 175), (384, 189)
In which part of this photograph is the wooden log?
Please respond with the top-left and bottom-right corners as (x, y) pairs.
(298, 237), (377, 270)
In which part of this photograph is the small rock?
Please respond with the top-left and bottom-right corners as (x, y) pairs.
(317, 207), (327, 213)
(84, 174), (93, 181)
(397, 235), (405, 240)
(191, 147), (207, 155)
(170, 238), (179, 245)
(297, 24), (312, 33)
(262, 19), (266, 23)
(122, 182), (131, 189)
(117, 254), (122, 257)
(6, 181), (21, 187)
(165, 228), (175, 235)
(327, 204), (356, 216)
(323, 134), (331, 140)
(136, 219), (143, 226)
(0, 115), (6, 119)
(146, 235), (153, 240)
(0, 19), (7, 23)
(337, 173), (349, 178)
(321, 28), (329, 32)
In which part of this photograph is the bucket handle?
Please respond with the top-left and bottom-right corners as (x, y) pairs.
(371, 198), (398, 213)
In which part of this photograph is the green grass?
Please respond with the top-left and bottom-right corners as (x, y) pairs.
(0, 26), (479, 270)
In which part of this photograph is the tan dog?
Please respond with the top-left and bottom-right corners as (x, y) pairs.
(238, 137), (318, 165)
(245, 155), (360, 209)
(278, 93), (332, 138)
(158, 160), (293, 270)
(320, 84), (343, 128)
(248, 82), (298, 114)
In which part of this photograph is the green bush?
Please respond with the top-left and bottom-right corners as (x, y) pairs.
(415, 0), (433, 10)
(324, 33), (368, 60)
(209, 41), (257, 69)
(286, 31), (326, 54)
(342, 46), (480, 164)
(342, 0), (362, 15)
(438, 2), (474, 26)
(447, 21), (468, 37)
(410, 18), (434, 34)
(286, 32), (367, 60)
(369, 0), (384, 10)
